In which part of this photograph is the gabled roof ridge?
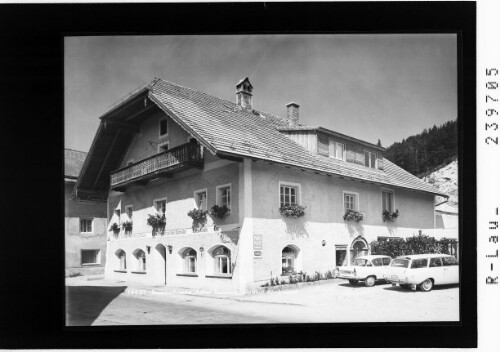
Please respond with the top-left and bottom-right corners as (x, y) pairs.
(154, 77), (242, 110)
(154, 77), (293, 125)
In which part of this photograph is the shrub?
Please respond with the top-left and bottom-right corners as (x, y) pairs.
(282, 266), (295, 275)
(109, 222), (120, 234)
(147, 213), (166, 235)
(315, 271), (321, 281)
(187, 208), (208, 221)
(382, 209), (399, 222)
(370, 234), (445, 258)
(210, 205), (229, 219)
(343, 209), (364, 222)
(325, 270), (333, 279)
(279, 204), (306, 218)
(121, 221), (133, 234)
(280, 279), (286, 285)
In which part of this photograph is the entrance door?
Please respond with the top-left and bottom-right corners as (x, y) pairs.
(335, 245), (347, 266)
(350, 238), (368, 265)
(155, 244), (167, 285)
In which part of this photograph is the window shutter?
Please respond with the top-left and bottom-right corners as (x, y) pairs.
(317, 134), (329, 156)
(378, 157), (384, 170)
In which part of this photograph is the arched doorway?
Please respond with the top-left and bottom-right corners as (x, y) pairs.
(155, 244), (167, 285)
(350, 237), (369, 264)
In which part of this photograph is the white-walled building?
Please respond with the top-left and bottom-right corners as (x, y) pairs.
(75, 77), (449, 292)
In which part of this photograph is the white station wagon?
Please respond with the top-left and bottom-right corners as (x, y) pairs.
(336, 255), (392, 287)
(385, 254), (459, 292)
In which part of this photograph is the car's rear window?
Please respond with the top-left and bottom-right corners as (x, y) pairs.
(382, 257), (391, 266)
(410, 259), (428, 269)
(390, 259), (409, 268)
(372, 258), (383, 266)
(353, 259), (369, 266)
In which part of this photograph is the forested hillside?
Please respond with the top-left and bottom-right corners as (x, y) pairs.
(384, 119), (457, 177)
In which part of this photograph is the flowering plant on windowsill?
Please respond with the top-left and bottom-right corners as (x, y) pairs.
(343, 209), (364, 222)
(382, 209), (399, 222)
(187, 208), (208, 221)
(121, 220), (133, 234)
(147, 213), (166, 236)
(210, 205), (229, 219)
(109, 222), (120, 234)
(279, 204), (306, 218)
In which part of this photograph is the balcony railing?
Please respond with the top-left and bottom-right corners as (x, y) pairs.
(110, 142), (203, 188)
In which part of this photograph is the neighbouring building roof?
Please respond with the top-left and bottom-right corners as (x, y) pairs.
(76, 78), (446, 198)
(65, 148), (87, 181)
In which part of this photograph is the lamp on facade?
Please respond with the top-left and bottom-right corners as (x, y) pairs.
(322, 240), (326, 246)
(199, 247), (204, 255)
(167, 245), (173, 254)
(146, 246), (151, 254)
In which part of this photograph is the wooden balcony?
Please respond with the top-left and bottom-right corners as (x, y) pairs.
(110, 142), (203, 191)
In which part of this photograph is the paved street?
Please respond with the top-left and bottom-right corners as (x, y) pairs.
(66, 278), (459, 326)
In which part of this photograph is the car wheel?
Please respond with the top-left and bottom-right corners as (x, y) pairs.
(420, 279), (433, 292)
(365, 276), (376, 287)
(348, 279), (358, 285)
(400, 284), (411, 289)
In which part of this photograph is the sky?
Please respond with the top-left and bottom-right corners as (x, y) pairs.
(65, 34), (457, 152)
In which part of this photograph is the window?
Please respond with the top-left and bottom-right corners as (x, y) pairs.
(133, 249), (146, 271)
(80, 218), (93, 233)
(194, 189), (208, 210)
(365, 151), (377, 168)
(125, 205), (133, 220)
(329, 141), (345, 160)
(344, 192), (357, 211)
(353, 258), (369, 266)
(391, 259), (409, 268)
(116, 249), (127, 270)
(216, 184), (231, 209)
(159, 118), (168, 137)
(382, 257), (391, 266)
(279, 182), (301, 207)
(410, 259), (428, 269)
(429, 257), (443, 267)
(114, 208), (121, 220)
(280, 185), (298, 207)
(382, 190), (394, 212)
(81, 250), (100, 265)
(213, 246), (231, 274)
(158, 141), (169, 153)
(282, 246), (297, 273)
(377, 236), (403, 242)
(182, 248), (197, 273)
(154, 198), (167, 214)
(442, 256), (458, 266)
(372, 258), (383, 266)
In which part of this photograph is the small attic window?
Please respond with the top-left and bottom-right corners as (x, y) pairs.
(159, 118), (168, 138)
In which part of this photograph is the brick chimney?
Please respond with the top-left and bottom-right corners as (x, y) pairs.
(235, 77), (253, 110)
(286, 102), (300, 125)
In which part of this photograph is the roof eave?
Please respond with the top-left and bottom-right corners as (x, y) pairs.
(216, 150), (444, 197)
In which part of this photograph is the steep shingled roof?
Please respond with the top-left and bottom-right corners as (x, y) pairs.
(65, 148), (87, 180)
(147, 78), (444, 197)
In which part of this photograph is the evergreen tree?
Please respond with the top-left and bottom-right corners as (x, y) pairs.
(384, 119), (457, 177)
